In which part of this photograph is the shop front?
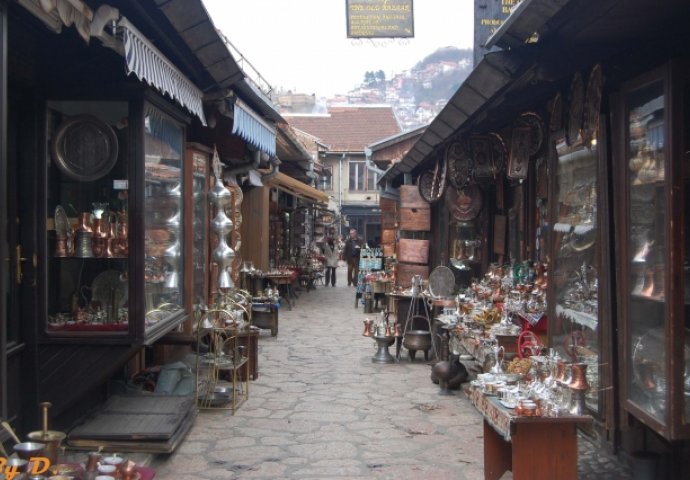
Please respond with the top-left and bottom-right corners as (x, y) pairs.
(0, 0), (282, 456)
(379, 0), (690, 476)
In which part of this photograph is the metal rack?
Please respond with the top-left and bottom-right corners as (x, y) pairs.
(195, 302), (251, 413)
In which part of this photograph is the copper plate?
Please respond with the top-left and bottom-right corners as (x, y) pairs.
(506, 126), (531, 180)
(445, 184), (483, 222)
(549, 91), (563, 133)
(52, 114), (119, 181)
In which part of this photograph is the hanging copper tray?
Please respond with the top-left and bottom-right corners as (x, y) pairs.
(445, 184), (483, 222)
(52, 114), (119, 181)
(565, 72), (585, 146)
(581, 64), (604, 146)
(446, 139), (473, 189)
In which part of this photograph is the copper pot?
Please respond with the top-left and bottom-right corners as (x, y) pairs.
(403, 330), (432, 360)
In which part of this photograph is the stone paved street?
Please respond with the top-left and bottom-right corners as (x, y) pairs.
(151, 268), (631, 479)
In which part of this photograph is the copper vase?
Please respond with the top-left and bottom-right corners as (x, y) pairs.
(569, 362), (589, 391)
(362, 318), (374, 337)
(555, 359), (567, 384)
(78, 212), (92, 232)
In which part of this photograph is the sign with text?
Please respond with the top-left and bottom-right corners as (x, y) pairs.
(346, 0), (414, 38)
(474, 0), (518, 66)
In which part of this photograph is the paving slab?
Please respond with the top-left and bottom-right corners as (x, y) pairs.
(151, 268), (631, 479)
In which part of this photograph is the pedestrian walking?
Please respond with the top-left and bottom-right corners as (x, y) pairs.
(322, 237), (339, 286)
(343, 228), (363, 286)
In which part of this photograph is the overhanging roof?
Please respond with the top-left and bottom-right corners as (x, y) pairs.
(485, 0), (570, 50)
(380, 50), (525, 184)
(265, 172), (328, 204)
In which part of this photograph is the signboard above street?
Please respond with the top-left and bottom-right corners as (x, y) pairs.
(346, 0), (414, 38)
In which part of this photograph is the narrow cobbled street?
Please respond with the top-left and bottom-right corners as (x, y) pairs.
(151, 269), (631, 480)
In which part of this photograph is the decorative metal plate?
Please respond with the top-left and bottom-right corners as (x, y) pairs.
(445, 184), (483, 222)
(91, 270), (128, 308)
(428, 266), (456, 298)
(566, 72), (585, 146)
(507, 125), (532, 180)
(514, 112), (545, 156)
(418, 153), (447, 204)
(51, 114), (119, 181)
(446, 140), (472, 189)
(581, 64), (604, 147)
(470, 133), (507, 179)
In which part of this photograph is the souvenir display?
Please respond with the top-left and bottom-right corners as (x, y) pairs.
(506, 125), (531, 180)
(514, 112), (545, 156)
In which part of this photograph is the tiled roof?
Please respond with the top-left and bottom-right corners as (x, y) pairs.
(283, 106), (401, 152)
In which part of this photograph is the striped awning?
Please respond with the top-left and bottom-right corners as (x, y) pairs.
(232, 99), (276, 157)
(118, 17), (206, 125)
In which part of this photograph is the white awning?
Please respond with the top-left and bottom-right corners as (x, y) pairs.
(118, 17), (206, 125)
(232, 99), (276, 157)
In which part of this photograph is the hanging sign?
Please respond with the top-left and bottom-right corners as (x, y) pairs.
(346, 0), (414, 38)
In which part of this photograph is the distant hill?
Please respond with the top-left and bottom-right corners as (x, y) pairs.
(277, 47), (474, 129)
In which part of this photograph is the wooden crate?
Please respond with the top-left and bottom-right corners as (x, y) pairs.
(399, 206), (430, 231)
(400, 185), (427, 208)
(381, 210), (398, 229)
(397, 238), (429, 264)
(381, 229), (397, 245)
(396, 263), (429, 288)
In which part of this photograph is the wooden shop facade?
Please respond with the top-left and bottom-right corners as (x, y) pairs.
(0, 0), (300, 448)
(379, 0), (690, 476)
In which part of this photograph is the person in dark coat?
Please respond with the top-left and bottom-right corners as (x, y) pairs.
(343, 228), (363, 286)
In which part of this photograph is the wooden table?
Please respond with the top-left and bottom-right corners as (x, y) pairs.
(467, 386), (591, 480)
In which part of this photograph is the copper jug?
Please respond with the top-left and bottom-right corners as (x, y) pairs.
(77, 212), (92, 232)
(569, 362), (589, 391)
(362, 318), (374, 337)
(555, 359), (567, 384)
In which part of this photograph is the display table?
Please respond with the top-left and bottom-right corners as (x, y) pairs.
(467, 386), (591, 480)
(252, 302), (279, 336)
(264, 272), (298, 310)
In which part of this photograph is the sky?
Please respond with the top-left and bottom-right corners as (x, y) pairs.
(201, 0), (475, 98)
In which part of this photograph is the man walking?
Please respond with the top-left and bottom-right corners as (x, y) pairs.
(343, 228), (363, 286)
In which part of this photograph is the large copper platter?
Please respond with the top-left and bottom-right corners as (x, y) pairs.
(445, 184), (483, 222)
(51, 114), (119, 181)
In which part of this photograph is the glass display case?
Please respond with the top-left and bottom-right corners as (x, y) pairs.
(548, 139), (607, 416)
(143, 104), (186, 337)
(615, 62), (690, 440)
(44, 99), (189, 342)
(187, 143), (211, 311)
(46, 100), (131, 336)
